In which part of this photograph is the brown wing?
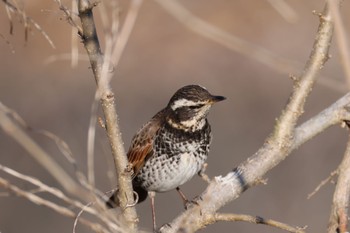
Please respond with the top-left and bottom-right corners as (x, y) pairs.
(127, 109), (165, 178)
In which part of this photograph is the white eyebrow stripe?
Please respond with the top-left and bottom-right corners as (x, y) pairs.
(170, 98), (206, 110)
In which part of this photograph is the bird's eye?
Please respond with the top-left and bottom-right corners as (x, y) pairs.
(188, 104), (204, 110)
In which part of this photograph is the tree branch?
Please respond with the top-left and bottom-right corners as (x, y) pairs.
(0, 177), (110, 233)
(0, 102), (90, 201)
(0, 163), (123, 231)
(206, 213), (305, 233)
(327, 0), (350, 88)
(2, 0), (55, 48)
(155, 0), (345, 93)
(77, 0), (140, 231)
(308, 169), (338, 199)
(328, 132), (350, 233)
(159, 2), (337, 232)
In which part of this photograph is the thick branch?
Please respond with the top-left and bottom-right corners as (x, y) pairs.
(293, 92), (350, 149)
(273, 4), (333, 143)
(328, 133), (350, 233)
(160, 3), (336, 232)
(160, 91), (350, 233)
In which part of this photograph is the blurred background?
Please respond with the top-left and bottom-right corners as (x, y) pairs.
(0, 0), (350, 232)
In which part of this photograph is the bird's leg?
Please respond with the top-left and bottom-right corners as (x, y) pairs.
(176, 187), (189, 207)
(198, 162), (211, 183)
(149, 191), (157, 232)
(175, 187), (199, 210)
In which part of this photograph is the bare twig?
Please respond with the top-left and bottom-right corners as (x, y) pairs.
(308, 169), (338, 199)
(206, 213), (306, 233)
(2, 0), (55, 48)
(0, 102), (90, 201)
(53, 0), (83, 35)
(73, 202), (95, 233)
(51, 0), (82, 66)
(266, 0), (298, 23)
(108, 0), (141, 69)
(0, 177), (110, 233)
(155, 0), (345, 93)
(0, 102), (92, 190)
(155, 0), (296, 74)
(0, 164), (95, 214)
(0, 102), (128, 230)
(328, 132), (350, 233)
(160, 2), (336, 232)
(4, 1), (14, 34)
(76, 0), (142, 231)
(327, 0), (350, 89)
(293, 93), (350, 148)
(0, 164), (125, 232)
(71, 0), (79, 67)
(87, 90), (99, 187)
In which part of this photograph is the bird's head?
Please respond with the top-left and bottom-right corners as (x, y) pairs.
(166, 85), (225, 131)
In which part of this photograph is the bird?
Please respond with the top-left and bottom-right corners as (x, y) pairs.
(107, 84), (225, 232)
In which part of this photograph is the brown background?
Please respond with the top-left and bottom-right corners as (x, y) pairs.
(0, 0), (350, 232)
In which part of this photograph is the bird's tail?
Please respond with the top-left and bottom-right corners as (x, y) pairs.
(106, 182), (148, 208)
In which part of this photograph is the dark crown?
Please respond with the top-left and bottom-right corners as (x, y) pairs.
(165, 85), (225, 131)
(168, 85), (213, 105)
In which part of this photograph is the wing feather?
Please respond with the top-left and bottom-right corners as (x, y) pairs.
(127, 109), (164, 178)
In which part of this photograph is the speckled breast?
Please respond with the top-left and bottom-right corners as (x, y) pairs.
(135, 121), (212, 192)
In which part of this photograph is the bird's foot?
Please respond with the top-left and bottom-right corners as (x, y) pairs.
(183, 198), (200, 210)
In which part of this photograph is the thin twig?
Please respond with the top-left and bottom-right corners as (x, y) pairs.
(308, 169), (338, 199)
(0, 164), (93, 214)
(0, 102), (92, 190)
(87, 90), (99, 187)
(155, 0), (345, 93)
(327, 0), (350, 89)
(206, 213), (306, 233)
(71, 0), (79, 67)
(53, 0), (83, 35)
(4, 1), (14, 34)
(73, 202), (95, 233)
(109, 0), (141, 69)
(155, 0), (296, 74)
(0, 177), (110, 233)
(0, 102), (90, 201)
(2, 0), (55, 48)
(0, 164), (123, 232)
(266, 0), (298, 23)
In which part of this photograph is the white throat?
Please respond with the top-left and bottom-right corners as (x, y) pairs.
(167, 117), (206, 132)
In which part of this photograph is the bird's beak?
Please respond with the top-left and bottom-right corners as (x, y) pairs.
(209, 95), (226, 104)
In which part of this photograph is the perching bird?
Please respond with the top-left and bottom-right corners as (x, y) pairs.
(108, 85), (225, 231)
